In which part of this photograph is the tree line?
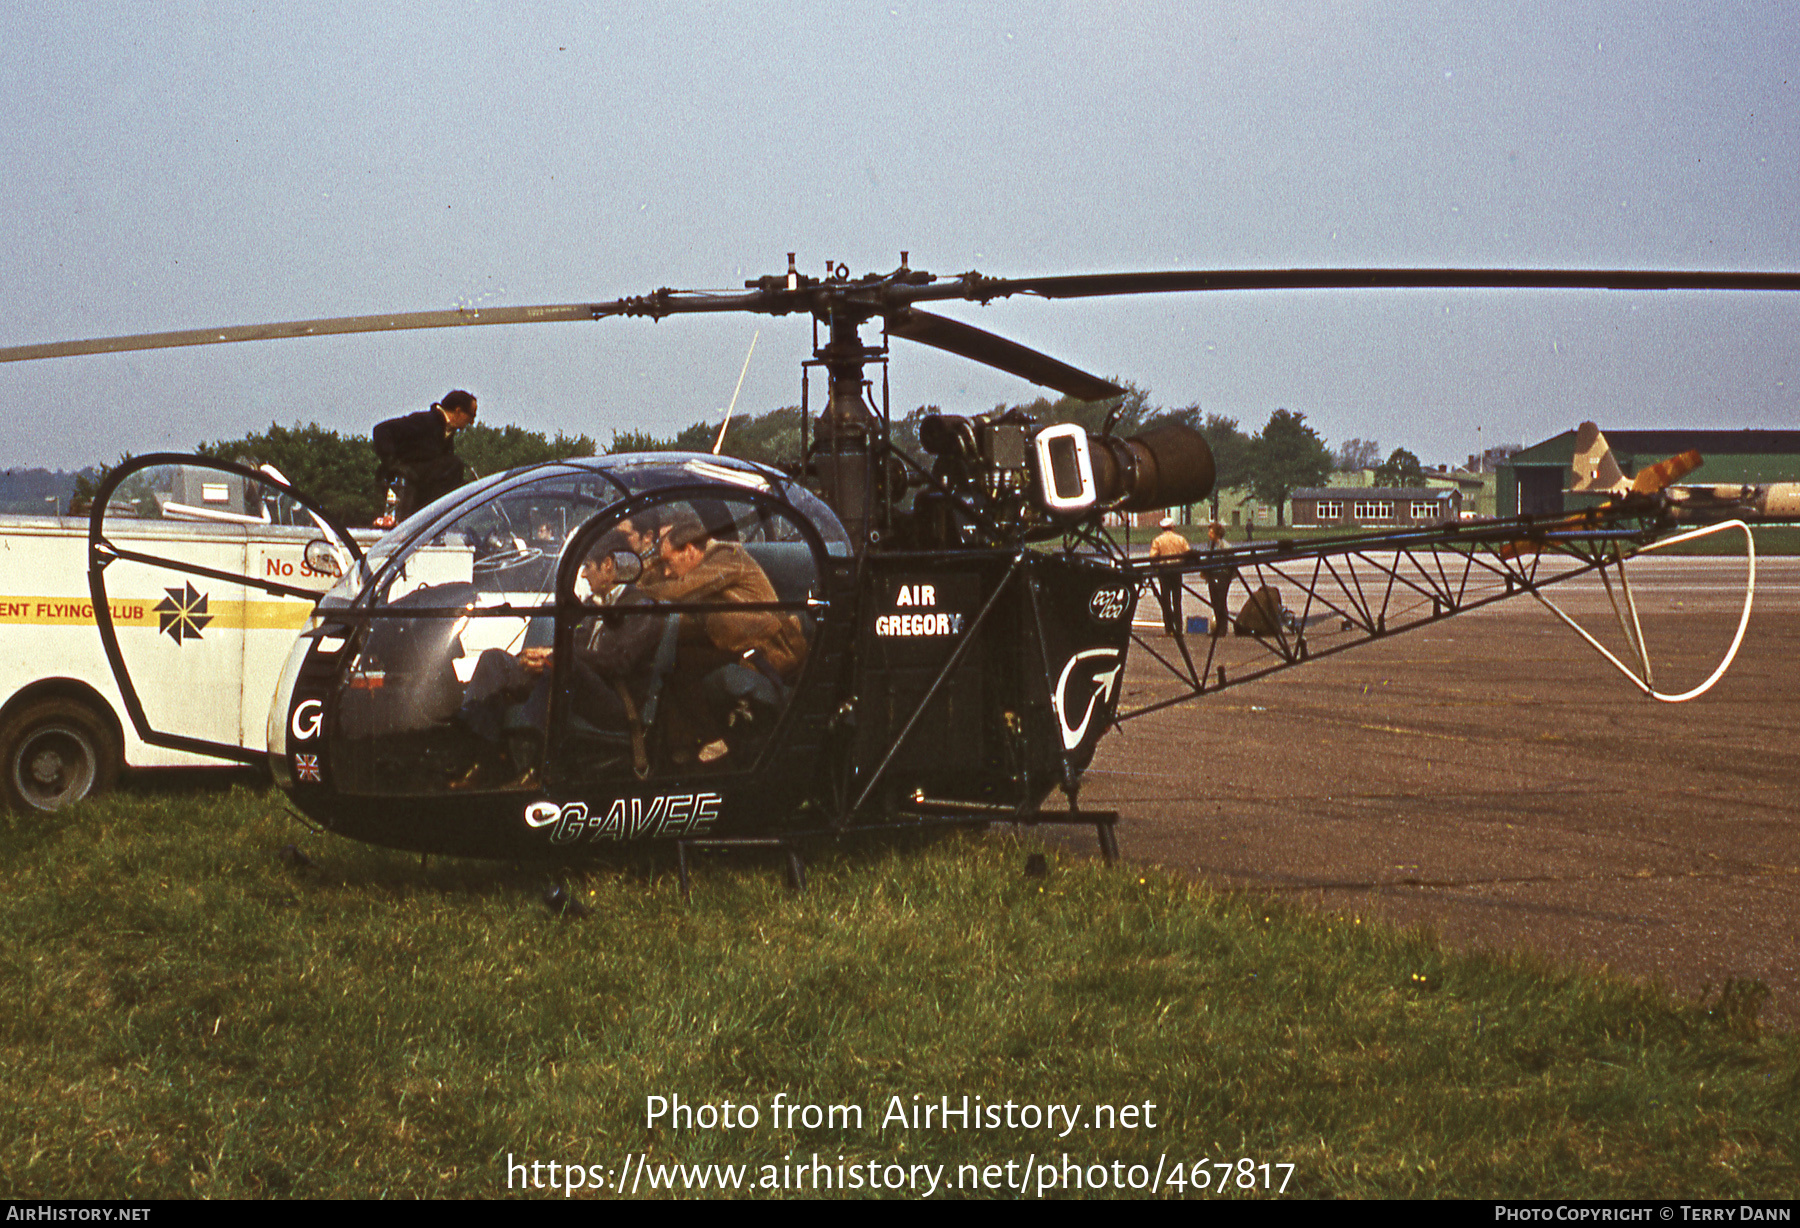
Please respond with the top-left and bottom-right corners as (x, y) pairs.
(74, 392), (1436, 529)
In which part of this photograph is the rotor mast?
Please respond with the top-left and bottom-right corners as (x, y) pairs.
(810, 298), (881, 550)
(802, 256), (916, 551)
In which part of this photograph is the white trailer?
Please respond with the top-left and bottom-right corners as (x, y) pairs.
(2, 452), (603, 811)
(0, 512), (353, 810)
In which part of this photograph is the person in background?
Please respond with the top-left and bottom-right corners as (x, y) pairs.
(616, 510), (669, 587)
(1148, 515), (1192, 636)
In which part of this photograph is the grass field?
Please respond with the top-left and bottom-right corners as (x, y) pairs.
(3, 782), (1797, 1199)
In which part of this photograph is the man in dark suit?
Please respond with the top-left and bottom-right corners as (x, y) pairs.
(373, 389), (478, 521)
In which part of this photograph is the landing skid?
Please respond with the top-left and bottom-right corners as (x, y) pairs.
(673, 807), (1122, 900)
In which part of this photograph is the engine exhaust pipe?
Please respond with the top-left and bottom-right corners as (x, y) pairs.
(1090, 421), (1215, 511)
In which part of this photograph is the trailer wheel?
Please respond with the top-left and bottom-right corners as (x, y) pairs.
(1, 699), (121, 812)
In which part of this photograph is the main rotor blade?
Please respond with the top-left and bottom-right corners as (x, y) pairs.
(0, 302), (617, 364)
(950, 268), (1800, 302)
(885, 308), (1125, 402)
(11, 265), (1799, 366)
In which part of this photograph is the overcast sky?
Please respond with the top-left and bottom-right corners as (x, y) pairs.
(2, 0), (1795, 471)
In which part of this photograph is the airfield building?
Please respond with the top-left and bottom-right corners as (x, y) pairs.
(1289, 486), (1461, 529)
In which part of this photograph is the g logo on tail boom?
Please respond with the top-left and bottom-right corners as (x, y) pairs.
(1053, 648), (1124, 751)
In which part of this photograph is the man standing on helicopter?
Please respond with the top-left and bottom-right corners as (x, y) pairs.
(373, 389), (478, 522)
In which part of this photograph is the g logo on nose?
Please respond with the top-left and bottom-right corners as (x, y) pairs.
(290, 699), (323, 741)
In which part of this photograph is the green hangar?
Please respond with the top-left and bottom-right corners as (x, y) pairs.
(1498, 429), (1800, 516)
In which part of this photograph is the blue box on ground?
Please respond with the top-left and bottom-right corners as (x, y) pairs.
(1186, 615), (1209, 635)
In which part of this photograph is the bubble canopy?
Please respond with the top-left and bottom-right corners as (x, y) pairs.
(324, 452), (851, 611)
(262, 452), (855, 801)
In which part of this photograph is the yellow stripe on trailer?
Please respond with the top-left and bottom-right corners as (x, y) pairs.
(0, 597), (311, 630)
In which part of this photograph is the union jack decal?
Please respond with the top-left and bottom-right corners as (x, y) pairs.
(293, 753), (321, 782)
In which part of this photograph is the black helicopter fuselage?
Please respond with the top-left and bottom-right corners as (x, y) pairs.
(242, 454), (1136, 860)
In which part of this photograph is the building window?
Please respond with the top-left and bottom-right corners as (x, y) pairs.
(1316, 501), (1342, 520)
(1354, 501), (1394, 521)
(1410, 501), (1440, 519)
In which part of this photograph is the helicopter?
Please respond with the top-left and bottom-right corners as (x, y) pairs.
(10, 256), (1800, 875)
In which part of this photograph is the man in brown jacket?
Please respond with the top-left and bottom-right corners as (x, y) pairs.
(653, 512), (807, 680)
(651, 511), (809, 764)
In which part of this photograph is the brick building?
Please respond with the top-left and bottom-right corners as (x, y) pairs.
(1289, 486), (1461, 529)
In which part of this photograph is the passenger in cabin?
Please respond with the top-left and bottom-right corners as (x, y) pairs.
(558, 531), (666, 724)
(652, 510), (807, 765)
(617, 511), (670, 588)
(454, 530), (663, 782)
(655, 511), (805, 680)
